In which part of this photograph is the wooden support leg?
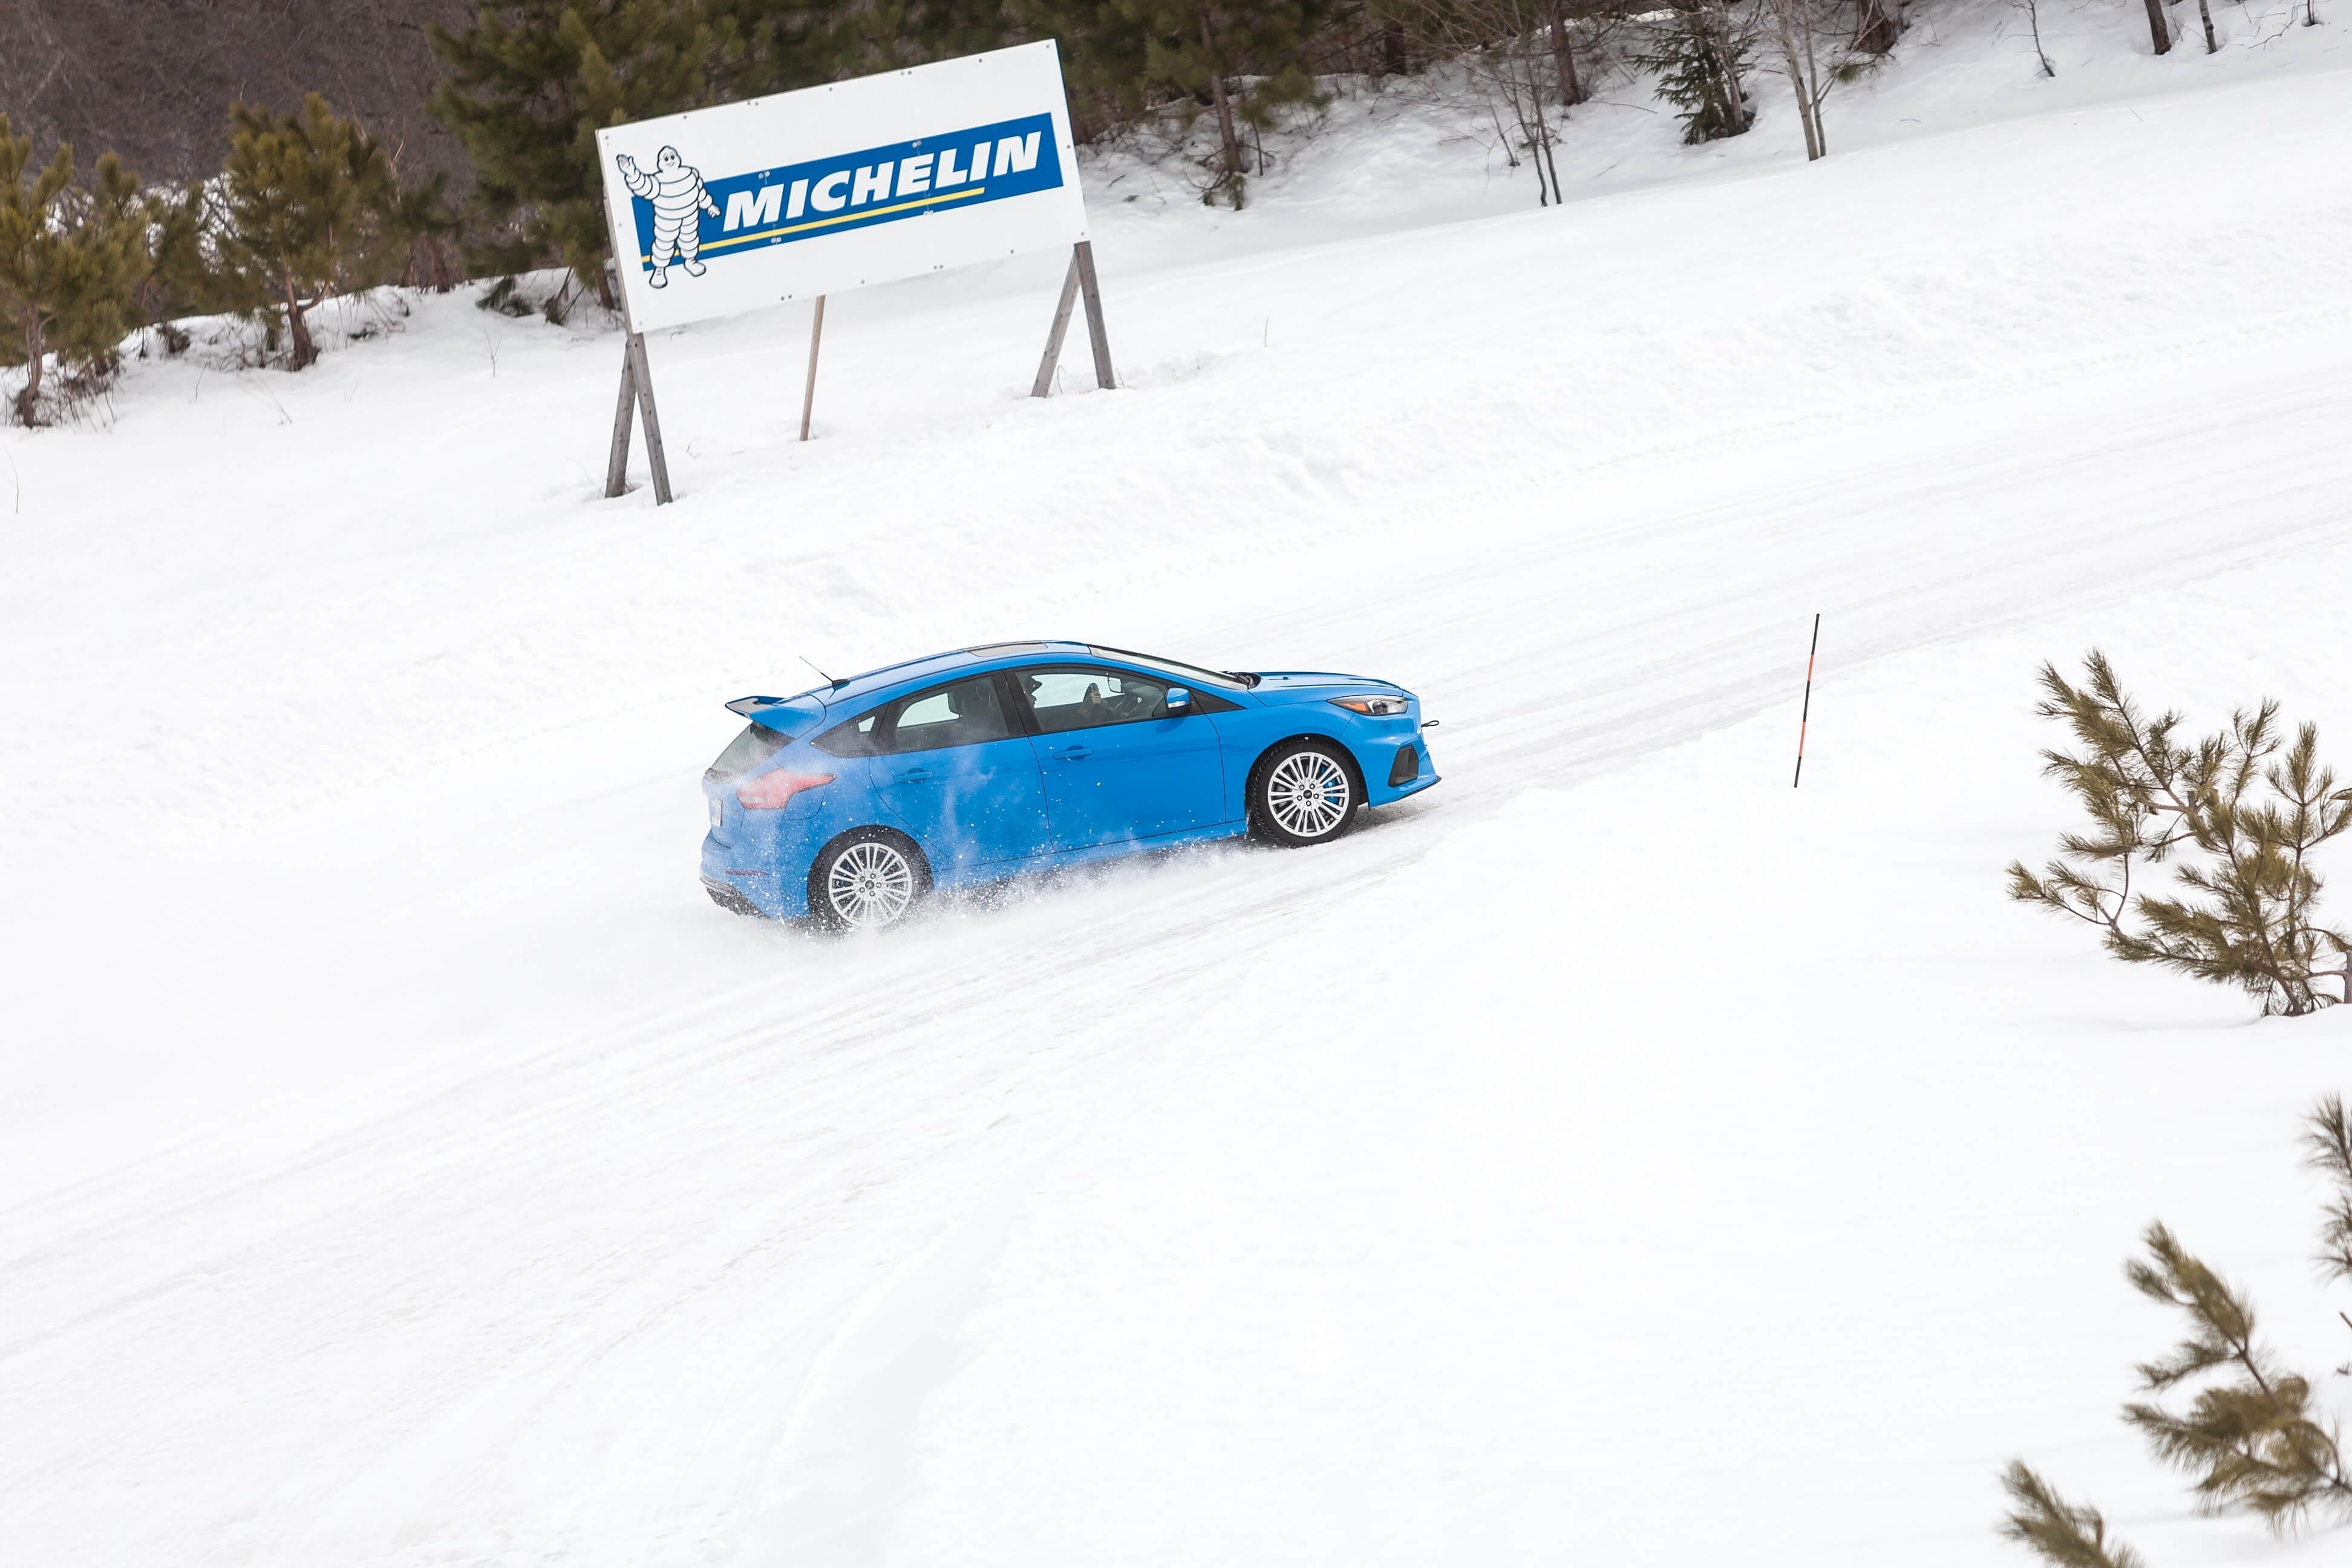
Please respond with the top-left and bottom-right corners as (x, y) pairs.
(604, 336), (636, 498)
(1031, 250), (1083, 399)
(1074, 240), (1116, 391)
(626, 331), (673, 505)
(800, 296), (826, 442)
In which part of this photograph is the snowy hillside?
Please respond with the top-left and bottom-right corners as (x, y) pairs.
(5, 9), (2352, 1566)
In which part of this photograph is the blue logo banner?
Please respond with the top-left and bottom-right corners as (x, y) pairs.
(624, 112), (1066, 273)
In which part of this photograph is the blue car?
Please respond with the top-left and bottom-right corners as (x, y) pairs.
(701, 641), (1440, 929)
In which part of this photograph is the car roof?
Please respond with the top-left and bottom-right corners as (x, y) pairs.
(812, 640), (1091, 708)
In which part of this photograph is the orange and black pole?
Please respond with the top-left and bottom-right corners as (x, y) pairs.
(1793, 613), (1820, 788)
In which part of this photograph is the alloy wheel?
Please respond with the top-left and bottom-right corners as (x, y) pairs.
(826, 840), (916, 929)
(1266, 750), (1353, 838)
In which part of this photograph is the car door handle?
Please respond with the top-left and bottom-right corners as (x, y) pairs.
(1049, 745), (1093, 761)
(895, 766), (935, 782)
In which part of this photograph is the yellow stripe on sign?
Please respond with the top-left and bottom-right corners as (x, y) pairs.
(639, 184), (990, 262)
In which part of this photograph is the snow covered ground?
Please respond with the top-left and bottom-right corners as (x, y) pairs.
(4, 7), (2351, 1565)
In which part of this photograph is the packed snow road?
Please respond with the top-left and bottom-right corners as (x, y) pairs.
(5, 36), (2352, 1568)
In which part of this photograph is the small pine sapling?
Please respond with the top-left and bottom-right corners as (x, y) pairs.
(1632, 6), (1755, 144)
(1998, 1462), (2145, 1568)
(2305, 1096), (2352, 1334)
(0, 117), (150, 424)
(2001, 1099), (2352, 1564)
(2007, 652), (2352, 1017)
(214, 94), (405, 371)
(2120, 1222), (2352, 1529)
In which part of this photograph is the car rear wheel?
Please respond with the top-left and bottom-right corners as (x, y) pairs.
(809, 829), (930, 931)
(1251, 740), (1361, 848)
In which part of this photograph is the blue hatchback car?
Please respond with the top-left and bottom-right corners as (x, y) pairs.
(701, 641), (1440, 929)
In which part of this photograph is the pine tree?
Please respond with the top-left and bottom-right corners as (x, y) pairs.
(709, 0), (856, 99)
(2121, 1221), (2352, 1527)
(2007, 653), (2352, 1018)
(140, 186), (237, 333)
(821, 0), (1016, 82)
(1013, 0), (1157, 139)
(429, 0), (716, 302)
(385, 166), (466, 293)
(1998, 1463), (2145, 1568)
(0, 117), (150, 425)
(213, 95), (405, 371)
(2001, 1101), (2352, 1567)
(2304, 1095), (2352, 1290)
(1632, 5), (1754, 145)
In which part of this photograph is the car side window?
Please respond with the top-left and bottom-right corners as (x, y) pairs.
(1022, 666), (1174, 734)
(811, 710), (883, 758)
(881, 675), (1014, 754)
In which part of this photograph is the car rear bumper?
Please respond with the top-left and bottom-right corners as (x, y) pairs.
(701, 831), (809, 919)
(702, 877), (769, 918)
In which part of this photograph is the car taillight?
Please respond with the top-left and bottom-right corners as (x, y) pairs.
(736, 771), (835, 810)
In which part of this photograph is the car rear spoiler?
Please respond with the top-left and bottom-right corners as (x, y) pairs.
(726, 694), (829, 733)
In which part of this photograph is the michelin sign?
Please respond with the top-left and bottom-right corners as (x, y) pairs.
(596, 41), (1089, 334)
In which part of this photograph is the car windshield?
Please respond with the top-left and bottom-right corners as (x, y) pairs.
(1085, 645), (1257, 689)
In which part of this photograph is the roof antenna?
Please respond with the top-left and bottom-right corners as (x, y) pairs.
(800, 655), (844, 688)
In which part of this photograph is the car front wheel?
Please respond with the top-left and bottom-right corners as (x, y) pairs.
(1251, 740), (1360, 848)
(809, 829), (930, 930)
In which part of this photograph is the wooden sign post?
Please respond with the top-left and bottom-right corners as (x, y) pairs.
(604, 329), (674, 503)
(800, 296), (826, 442)
(1032, 240), (1115, 397)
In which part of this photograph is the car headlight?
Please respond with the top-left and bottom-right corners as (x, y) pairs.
(1328, 694), (1410, 717)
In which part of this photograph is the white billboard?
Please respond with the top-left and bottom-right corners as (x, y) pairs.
(594, 41), (1090, 334)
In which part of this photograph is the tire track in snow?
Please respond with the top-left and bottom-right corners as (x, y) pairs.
(6, 258), (2351, 1568)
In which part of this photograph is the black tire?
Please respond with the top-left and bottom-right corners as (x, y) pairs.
(808, 828), (932, 931)
(1249, 739), (1362, 848)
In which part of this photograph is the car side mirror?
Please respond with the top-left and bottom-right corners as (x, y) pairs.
(1166, 686), (1191, 714)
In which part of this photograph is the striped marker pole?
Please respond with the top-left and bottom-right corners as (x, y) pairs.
(1792, 613), (1820, 789)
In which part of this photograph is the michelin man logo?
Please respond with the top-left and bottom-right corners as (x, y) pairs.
(615, 147), (722, 288)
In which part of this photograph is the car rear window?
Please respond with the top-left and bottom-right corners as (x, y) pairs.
(707, 722), (792, 782)
(812, 710), (883, 757)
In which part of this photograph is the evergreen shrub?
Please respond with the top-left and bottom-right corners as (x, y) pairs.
(0, 116), (151, 424)
(2009, 653), (2352, 1018)
(1632, 6), (1753, 143)
(212, 94), (410, 370)
(2001, 1097), (2352, 1565)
